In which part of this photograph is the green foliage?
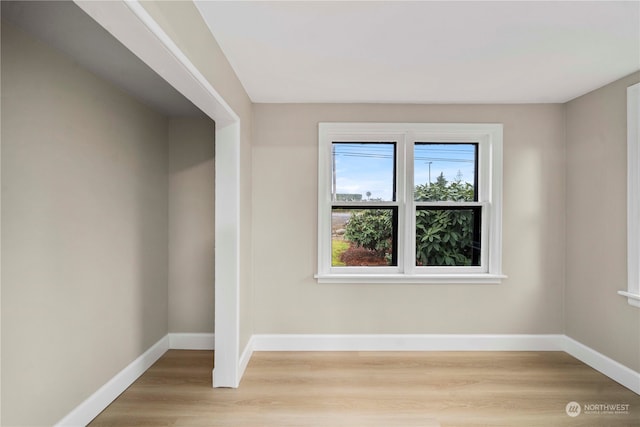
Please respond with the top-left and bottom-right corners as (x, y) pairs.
(414, 172), (474, 202)
(415, 173), (477, 266)
(344, 209), (393, 257)
(415, 208), (475, 266)
(343, 173), (479, 266)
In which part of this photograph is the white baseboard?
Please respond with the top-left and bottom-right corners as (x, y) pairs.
(55, 335), (170, 427)
(169, 332), (215, 350)
(239, 335), (255, 381)
(251, 333), (565, 352)
(56, 333), (215, 426)
(563, 336), (640, 395)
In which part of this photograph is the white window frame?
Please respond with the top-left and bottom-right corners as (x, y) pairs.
(316, 122), (505, 284)
(620, 83), (640, 307)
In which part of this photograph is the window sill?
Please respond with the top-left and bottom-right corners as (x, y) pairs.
(618, 291), (640, 308)
(314, 273), (507, 284)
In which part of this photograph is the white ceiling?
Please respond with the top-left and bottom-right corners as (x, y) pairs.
(196, 1), (640, 104)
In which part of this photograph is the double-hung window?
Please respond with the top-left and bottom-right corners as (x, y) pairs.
(316, 123), (505, 284)
(621, 82), (640, 307)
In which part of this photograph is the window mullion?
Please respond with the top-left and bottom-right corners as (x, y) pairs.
(403, 136), (415, 275)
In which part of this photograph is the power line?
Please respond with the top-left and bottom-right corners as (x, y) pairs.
(415, 157), (474, 163)
(334, 152), (474, 163)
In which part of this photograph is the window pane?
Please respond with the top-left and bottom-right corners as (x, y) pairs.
(332, 208), (397, 267)
(332, 143), (395, 202)
(414, 143), (477, 202)
(415, 207), (481, 267)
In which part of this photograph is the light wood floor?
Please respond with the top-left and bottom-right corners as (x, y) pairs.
(90, 350), (640, 427)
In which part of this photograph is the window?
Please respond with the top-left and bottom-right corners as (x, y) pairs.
(316, 123), (504, 284)
(621, 82), (640, 307)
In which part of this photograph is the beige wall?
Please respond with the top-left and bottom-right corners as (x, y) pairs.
(1, 22), (169, 426)
(168, 118), (215, 333)
(141, 1), (255, 350)
(252, 103), (566, 334)
(565, 71), (640, 372)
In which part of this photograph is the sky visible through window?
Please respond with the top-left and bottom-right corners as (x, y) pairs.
(332, 142), (476, 201)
